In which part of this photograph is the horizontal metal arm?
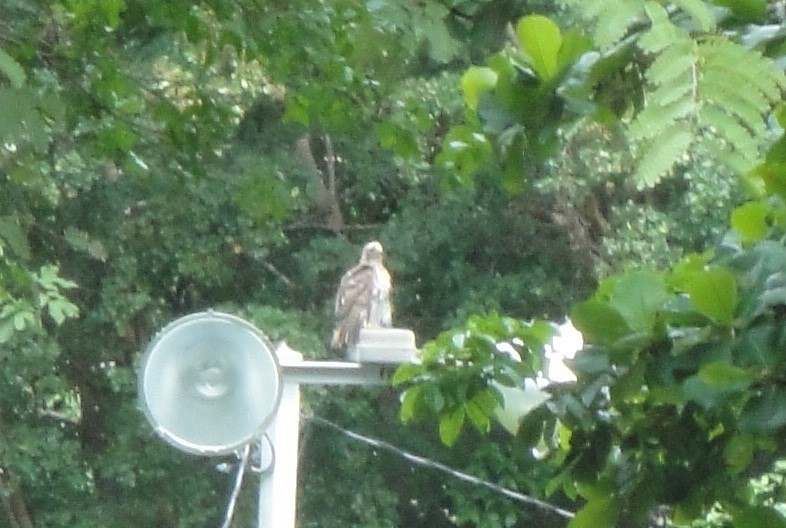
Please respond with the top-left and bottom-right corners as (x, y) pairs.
(279, 360), (393, 385)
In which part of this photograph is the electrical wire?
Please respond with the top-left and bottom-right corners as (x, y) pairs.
(305, 415), (575, 520)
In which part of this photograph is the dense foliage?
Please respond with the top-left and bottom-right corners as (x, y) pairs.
(396, 1), (786, 527)
(1, 0), (784, 527)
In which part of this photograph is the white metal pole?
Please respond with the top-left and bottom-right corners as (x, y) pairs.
(257, 340), (404, 528)
(258, 346), (303, 528)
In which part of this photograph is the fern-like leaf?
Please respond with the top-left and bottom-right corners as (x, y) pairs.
(629, 25), (785, 188)
(562, 0), (785, 188)
(639, 1), (689, 53)
(670, 0), (716, 32)
(699, 105), (760, 162)
(635, 124), (693, 188)
(699, 73), (768, 134)
(702, 38), (784, 101)
(644, 42), (695, 85)
(650, 76), (694, 106)
(628, 98), (696, 141)
(561, 0), (646, 49)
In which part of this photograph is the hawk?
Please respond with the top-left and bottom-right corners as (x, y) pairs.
(331, 241), (392, 349)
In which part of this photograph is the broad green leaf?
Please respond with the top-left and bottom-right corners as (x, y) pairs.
(571, 299), (630, 345)
(733, 323), (778, 368)
(557, 30), (593, 70)
(0, 47), (25, 88)
(566, 348), (609, 374)
(679, 267), (738, 325)
(568, 496), (619, 528)
(471, 388), (502, 414)
(671, 252), (714, 278)
(682, 376), (723, 408)
(516, 15), (562, 81)
(752, 162), (786, 200)
(399, 386), (422, 422)
(739, 387), (786, 432)
(731, 201), (770, 243)
(682, 361), (753, 409)
(439, 406), (466, 446)
(392, 362), (423, 385)
(697, 361), (752, 391)
(461, 67), (498, 112)
(607, 271), (669, 333)
(464, 398), (491, 433)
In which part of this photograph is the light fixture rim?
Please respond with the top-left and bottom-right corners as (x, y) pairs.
(138, 310), (283, 456)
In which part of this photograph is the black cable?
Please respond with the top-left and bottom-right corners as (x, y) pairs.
(305, 414), (575, 520)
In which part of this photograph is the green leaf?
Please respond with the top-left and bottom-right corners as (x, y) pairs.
(739, 387), (786, 432)
(731, 201), (771, 243)
(752, 162), (786, 200)
(375, 121), (419, 159)
(461, 67), (498, 112)
(437, 125), (493, 184)
(592, 0), (646, 49)
(682, 361), (753, 409)
(634, 124), (694, 188)
(677, 267), (738, 325)
(0, 47), (25, 89)
(640, 2), (690, 53)
(392, 362), (423, 386)
(0, 318), (14, 343)
(733, 323), (778, 368)
(567, 348), (609, 374)
(0, 216), (30, 260)
(47, 298), (79, 325)
(516, 15), (562, 81)
(422, 17), (459, 63)
(568, 496), (619, 528)
(439, 406), (466, 446)
(100, 0), (126, 28)
(464, 398), (491, 434)
(732, 506), (786, 528)
(571, 299), (630, 345)
(724, 433), (754, 475)
(607, 271), (669, 333)
(671, 0), (716, 31)
(697, 361), (752, 392)
(399, 386), (422, 423)
(557, 30), (593, 70)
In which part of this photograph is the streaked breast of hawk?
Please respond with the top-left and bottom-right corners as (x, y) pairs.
(331, 241), (392, 349)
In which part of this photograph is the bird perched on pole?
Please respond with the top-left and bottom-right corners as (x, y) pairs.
(331, 241), (392, 349)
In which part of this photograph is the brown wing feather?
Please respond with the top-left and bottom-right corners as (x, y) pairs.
(331, 263), (374, 348)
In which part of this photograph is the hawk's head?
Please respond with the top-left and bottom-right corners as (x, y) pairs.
(360, 241), (384, 264)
